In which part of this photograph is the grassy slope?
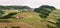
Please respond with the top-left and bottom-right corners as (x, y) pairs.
(46, 9), (60, 28)
(0, 11), (48, 28)
(0, 9), (60, 28)
(47, 10), (60, 23)
(8, 12), (48, 28)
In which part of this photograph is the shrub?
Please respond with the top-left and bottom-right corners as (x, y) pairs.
(56, 18), (60, 28)
(47, 24), (56, 28)
(11, 26), (20, 28)
(5, 26), (7, 28)
(0, 12), (17, 19)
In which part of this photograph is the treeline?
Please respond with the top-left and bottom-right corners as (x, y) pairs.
(0, 6), (31, 9)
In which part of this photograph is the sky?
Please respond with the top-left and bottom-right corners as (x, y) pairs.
(0, 0), (60, 9)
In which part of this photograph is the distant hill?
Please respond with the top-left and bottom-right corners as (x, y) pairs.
(0, 6), (31, 10)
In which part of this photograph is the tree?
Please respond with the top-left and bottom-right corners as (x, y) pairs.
(0, 12), (17, 19)
(34, 5), (56, 18)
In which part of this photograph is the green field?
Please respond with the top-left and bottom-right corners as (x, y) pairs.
(0, 9), (60, 28)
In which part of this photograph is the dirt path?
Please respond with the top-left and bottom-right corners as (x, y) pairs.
(0, 22), (34, 28)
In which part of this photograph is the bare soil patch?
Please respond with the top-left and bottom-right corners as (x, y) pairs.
(0, 22), (34, 28)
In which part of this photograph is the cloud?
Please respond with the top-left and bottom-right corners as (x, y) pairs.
(0, 0), (60, 9)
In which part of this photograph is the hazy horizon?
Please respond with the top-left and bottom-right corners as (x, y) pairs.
(0, 0), (60, 9)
